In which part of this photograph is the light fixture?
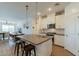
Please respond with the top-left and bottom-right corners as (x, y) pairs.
(25, 5), (29, 29)
(35, 2), (38, 24)
(48, 7), (52, 11)
(32, 2), (39, 29)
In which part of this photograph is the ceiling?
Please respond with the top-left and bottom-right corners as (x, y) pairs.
(0, 2), (70, 21)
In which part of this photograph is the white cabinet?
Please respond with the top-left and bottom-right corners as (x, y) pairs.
(56, 15), (64, 29)
(63, 2), (79, 55)
(64, 3), (79, 55)
(36, 39), (52, 56)
(75, 13), (79, 55)
(65, 14), (77, 54)
(64, 12), (79, 55)
(54, 35), (64, 47)
(65, 3), (79, 16)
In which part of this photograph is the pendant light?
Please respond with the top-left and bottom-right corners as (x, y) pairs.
(35, 2), (37, 24)
(32, 2), (38, 30)
(25, 5), (29, 29)
(35, 2), (38, 28)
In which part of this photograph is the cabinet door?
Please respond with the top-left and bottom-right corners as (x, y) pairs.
(64, 14), (76, 54)
(75, 13), (79, 55)
(56, 15), (64, 29)
(54, 35), (64, 47)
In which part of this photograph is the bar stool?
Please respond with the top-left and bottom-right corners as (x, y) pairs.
(22, 44), (36, 56)
(14, 37), (25, 56)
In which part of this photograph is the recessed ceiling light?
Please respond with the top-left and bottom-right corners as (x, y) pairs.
(48, 7), (52, 11)
(37, 12), (41, 16)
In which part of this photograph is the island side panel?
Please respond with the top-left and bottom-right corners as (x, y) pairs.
(36, 39), (52, 56)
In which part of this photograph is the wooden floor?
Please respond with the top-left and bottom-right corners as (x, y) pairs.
(0, 39), (74, 56)
(52, 45), (74, 56)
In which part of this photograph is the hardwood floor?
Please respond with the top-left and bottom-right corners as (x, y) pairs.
(52, 45), (74, 56)
(0, 39), (74, 56)
(0, 39), (15, 56)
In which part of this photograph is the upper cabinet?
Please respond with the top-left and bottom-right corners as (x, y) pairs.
(65, 3), (79, 16)
(41, 14), (55, 29)
(56, 15), (64, 29)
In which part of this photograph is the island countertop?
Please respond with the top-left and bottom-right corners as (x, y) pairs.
(17, 34), (53, 45)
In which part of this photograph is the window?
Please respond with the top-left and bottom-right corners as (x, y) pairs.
(2, 24), (15, 33)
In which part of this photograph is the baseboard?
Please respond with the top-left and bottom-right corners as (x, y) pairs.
(64, 48), (75, 56)
(54, 44), (64, 48)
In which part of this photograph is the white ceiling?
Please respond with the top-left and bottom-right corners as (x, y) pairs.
(0, 2), (70, 21)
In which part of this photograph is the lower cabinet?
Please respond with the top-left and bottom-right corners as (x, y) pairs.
(54, 35), (64, 47)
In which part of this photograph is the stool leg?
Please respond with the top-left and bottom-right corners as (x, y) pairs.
(21, 42), (25, 56)
(14, 43), (17, 55)
(25, 51), (28, 56)
(29, 51), (31, 56)
(22, 50), (24, 56)
(20, 43), (23, 53)
(17, 44), (19, 56)
(34, 48), (36, 56)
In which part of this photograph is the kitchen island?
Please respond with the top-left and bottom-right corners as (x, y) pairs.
(17, 34), (53, 56)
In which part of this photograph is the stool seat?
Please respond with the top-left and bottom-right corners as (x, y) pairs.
(22, 44), (36, 56)
(24, 44), (35, 51)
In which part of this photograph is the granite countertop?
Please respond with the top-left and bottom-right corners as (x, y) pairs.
(17, 34), (53, 45)
(39, 28), (64, 36)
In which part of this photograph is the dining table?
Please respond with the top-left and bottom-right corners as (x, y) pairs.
(9, 33), (24, 37)
(0, 32), (6, 40)
(17, 34), (53, 56)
